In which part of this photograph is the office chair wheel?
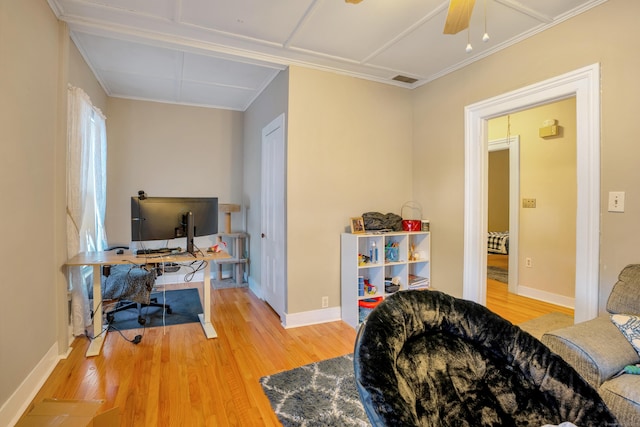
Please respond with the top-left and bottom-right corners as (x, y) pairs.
(166, 307), (173, 314)
(138, 316), (146, 325)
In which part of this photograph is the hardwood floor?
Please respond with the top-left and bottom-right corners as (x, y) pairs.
(21, 268), (572, 425)
(485, 254), (574, 324)
(22, 287), (356, 426)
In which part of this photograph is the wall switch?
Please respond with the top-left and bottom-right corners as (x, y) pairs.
(322, 296), (329, 308)
(522, 198), (536, 208)
(608, 191), (625, 212)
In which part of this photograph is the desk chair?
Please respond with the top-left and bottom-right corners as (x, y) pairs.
(101, 248), (172, 325)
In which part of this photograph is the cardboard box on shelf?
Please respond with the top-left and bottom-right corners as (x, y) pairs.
(15, 399), (119, 427)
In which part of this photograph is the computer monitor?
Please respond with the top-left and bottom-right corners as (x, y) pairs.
(131, 196), (218, 254)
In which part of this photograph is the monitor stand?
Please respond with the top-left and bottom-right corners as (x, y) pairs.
(185, 211), (195, 255)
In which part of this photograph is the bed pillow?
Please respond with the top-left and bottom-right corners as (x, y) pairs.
(611, 314), (640, 357)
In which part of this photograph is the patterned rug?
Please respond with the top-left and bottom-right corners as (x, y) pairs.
(259, 354), (370, 426)
(487, 266), (508, 283)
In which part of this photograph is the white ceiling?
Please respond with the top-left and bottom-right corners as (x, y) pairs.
(48, 0), (606, 111)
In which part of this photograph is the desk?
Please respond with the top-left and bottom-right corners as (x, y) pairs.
(66, 250), (230, 357)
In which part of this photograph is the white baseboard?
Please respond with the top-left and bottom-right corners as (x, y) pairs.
(248, 277), (263, 300)
(282, 306), (342, 328)
(0, 343), (61, 427)
(517, 285), (575, 309)
(245, 278), (341, 328)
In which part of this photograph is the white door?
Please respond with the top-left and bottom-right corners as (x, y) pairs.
(261, 113), (286, 320)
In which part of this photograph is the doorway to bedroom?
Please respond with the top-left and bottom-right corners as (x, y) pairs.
(486, 98), (577, 323)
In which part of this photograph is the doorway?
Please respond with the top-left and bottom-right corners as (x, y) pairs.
(487, 98), (578, 314)
(487, 135), (519, 293)
(463, 64), (601, 323)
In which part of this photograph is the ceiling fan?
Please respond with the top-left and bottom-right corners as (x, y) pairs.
(443, 0), (477, 34)
(344, 0), (477, 35)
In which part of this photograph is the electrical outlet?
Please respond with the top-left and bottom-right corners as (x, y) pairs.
(322, 296), (329, 308)
(525, 257), (532, 268)
(522, 198), (536, 208)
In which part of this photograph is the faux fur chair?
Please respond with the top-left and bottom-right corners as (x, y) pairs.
(354, 290), (619, 426)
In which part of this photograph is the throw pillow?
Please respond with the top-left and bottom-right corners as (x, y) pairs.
(611, 314), (640, 357)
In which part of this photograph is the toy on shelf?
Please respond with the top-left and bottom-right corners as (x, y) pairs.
(208, 241), (227, 253)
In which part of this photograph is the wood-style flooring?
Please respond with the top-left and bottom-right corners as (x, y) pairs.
(486, 254), (574, 324)
(20, 262), (572, 425)
(21, 286), (356, 426)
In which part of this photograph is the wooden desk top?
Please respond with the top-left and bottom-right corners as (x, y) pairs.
(66, 249), (231, 266)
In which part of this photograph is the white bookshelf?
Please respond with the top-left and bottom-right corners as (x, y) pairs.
(341, 231), (431, 329)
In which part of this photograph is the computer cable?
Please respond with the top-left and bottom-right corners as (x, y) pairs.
(84, 308), (110, 344)
(182, 259), (208, 282)
(106, 322), (143, 345)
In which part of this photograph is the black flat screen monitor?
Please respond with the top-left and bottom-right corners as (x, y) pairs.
(131, 196), (218, 254)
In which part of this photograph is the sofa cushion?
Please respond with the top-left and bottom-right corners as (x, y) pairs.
(607, 264), (640, 315)
(542, 316), (640, 389)
(599, 374), (640, 427)
(611, 314), (640, 357)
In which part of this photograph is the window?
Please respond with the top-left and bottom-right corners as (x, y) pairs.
(67, 86), (107, 335)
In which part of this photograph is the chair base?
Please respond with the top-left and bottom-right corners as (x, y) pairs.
(106, 296), (172, 325)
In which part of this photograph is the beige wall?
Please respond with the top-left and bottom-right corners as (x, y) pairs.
(0, 0), (68, 418)
(286, 66), (412, 313)
(488, 150), (509, 232)
(68, 40), (107, 113)
(488, 98), (577, 299)
(105, 99), (244, 247)
(243, 70), (289, 296)
(413, 0), (637, 307)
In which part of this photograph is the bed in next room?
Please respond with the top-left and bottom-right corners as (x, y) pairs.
(488, 231), (509, 255)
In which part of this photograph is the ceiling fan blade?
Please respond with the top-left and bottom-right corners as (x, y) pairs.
(443, 0), (476, 35)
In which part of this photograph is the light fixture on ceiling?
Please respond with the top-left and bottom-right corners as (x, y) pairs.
(345, 0), (363, 4)
(482, 0), (490, 43)
(443, 0), (491, 53)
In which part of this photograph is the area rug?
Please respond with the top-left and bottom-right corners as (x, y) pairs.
(487, 266), (508, 283)
(259, 354), (370, 426)
(107, 288), (202, 330)
(518, 312), (574, 340)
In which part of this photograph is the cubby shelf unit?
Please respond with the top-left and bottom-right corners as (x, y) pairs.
(341, 231), (431, 329)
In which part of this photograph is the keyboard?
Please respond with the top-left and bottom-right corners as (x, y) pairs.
(135, 247), (181, 255)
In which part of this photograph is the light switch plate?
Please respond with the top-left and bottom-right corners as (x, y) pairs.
(608, 191), (625, 212)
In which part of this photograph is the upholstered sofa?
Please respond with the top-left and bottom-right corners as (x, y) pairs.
(542, 264), (640, 427)
(354, 289), (618, 426)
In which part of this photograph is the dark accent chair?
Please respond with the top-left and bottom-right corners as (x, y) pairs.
(354, 290), (619, 426)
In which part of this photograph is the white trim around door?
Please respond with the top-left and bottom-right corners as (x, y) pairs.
(463, 63), (601, 323)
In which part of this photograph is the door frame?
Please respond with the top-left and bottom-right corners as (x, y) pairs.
(488, 136), (520, 293)
(463, 64), (600, 323)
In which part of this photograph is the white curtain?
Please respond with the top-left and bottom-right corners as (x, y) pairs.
(67, 86), (108, 336)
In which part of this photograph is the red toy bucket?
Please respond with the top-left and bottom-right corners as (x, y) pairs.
(401, 201), (423, 231)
